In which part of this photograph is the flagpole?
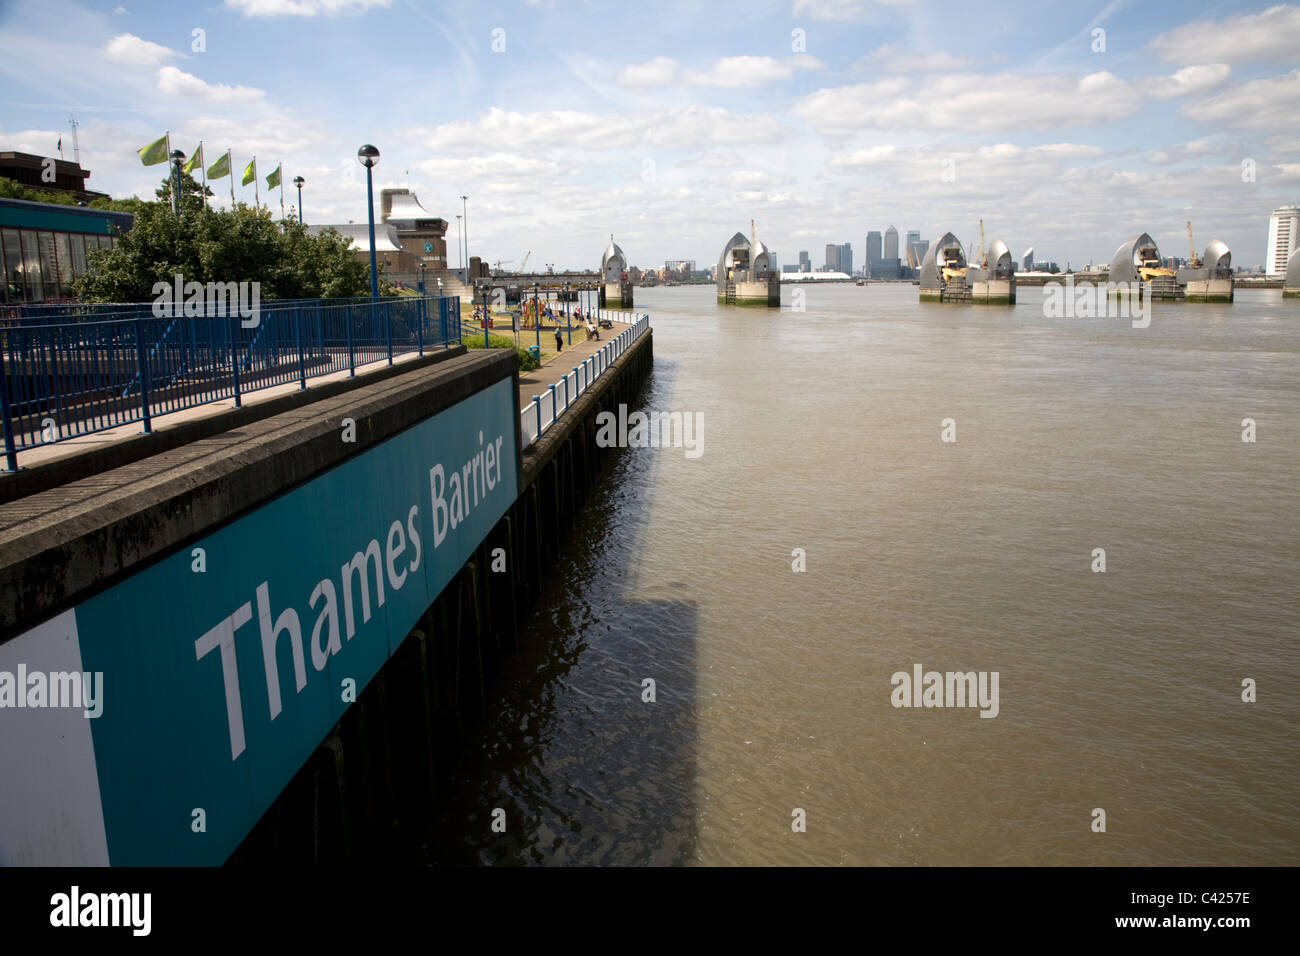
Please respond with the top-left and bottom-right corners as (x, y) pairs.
(279, 162), (285, 221)
(165, 131), (174, 215)
(253, 157), (259, 210)
(200, 140), (207, 209)
(228, 149), (234, 208)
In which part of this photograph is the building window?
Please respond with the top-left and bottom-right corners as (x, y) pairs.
(70, 233), (87, 277)
(21, 230), (44, 301)
(2, 229), (22, 302)
(54, 232), (74, 296)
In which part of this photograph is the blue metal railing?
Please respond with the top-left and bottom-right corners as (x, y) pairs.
(0, 294), (462, 471)
(520, 313), (649, 448)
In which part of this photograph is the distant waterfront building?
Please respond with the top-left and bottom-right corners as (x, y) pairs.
(1021, 247), (1034, 272)
(782, 263), (799, 273)
(884, 225), (899, 261)
(838, 242), (852, 277)
(798, 250), (810, 272)
(825, 243), (841, 272)
(1266, 205), (1299, 276)
(381, 189), (448, 271)
(866, 231), (882, 263)
(0, 150), (109, 204)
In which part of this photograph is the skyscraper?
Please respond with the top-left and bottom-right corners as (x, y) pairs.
(839, 242), (853, 276)
(825, 243), (840, 272)
(1267, 206), (1299, 276)
(884, 225), (899, 260)
(799, 250), (810, 272)
(866, 231), (882, 263)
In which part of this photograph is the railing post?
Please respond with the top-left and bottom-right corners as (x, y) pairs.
(295, 307), (306, 389)
(532, 395), (542, 440)
(0, 348), (19, 472)
(417, 296), (425, 356)
(229, 313), (243, 409)
(346, 304), (355, 377)
(384, 300), (393, 365)
(572, 366), (579, 398)
(548, 383), (557, 424)
(135, 316), (153, 433)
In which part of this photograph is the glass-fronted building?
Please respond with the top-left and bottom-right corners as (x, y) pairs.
(0, 197), (133, 303)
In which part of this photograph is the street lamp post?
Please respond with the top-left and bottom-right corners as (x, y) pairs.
(460, 195), (468, 279)
(358, 145), (380, 302)
(293, 176), (305, 225)
(169, 149), (185, 217)
(455, 214), (463, 279)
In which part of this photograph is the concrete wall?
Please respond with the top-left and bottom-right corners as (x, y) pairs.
(0, 330), (656, 865)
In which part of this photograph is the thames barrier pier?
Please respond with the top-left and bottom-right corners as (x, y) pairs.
(716, 224), (780, 307)
(0, 313), (652, 865)
(918, 230), (1016, 304)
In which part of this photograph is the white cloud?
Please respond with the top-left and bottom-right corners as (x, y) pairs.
(104, 33), (176, 66)
(793, 72), (1136, 134)
(1181, 68), (1300, 130)
(616, 57), (679, 88)
(1150, 63), (1231, 100)
(1146, 137), (1223, 165)
(224, 0), (391, 17)
(157, 66), (265, 102)
(828, 144), (895, 166)
(420, 105), (786, 154)
(1150, 4), (1300, 64)
(684, 56), (794, 87)
(856, 44), (974, 72)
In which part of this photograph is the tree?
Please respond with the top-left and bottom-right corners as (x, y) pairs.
(73, 172), (382, 301)
(0, 176), (77, 204)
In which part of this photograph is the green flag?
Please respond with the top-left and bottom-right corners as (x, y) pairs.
(183, 144), (203, 174)
(265, 164), (281, 189)
(137, 134), (169, 166)
(241, 158), (256, 186)
(207, 150), (231, 179)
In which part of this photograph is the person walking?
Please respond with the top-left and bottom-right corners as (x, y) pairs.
(554, 321), (563, 353)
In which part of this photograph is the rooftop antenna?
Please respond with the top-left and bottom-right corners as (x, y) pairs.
(979, 218), (987, 269)
(68, 114), (81, 165)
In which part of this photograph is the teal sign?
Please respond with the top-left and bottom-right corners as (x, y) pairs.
(62, 376), (518, 864)
(423, 241), (433, 253)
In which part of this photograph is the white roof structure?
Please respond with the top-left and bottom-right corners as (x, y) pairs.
(308, 222), (404, 254)
(383, 189), (438, 226)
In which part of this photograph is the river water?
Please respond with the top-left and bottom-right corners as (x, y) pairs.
(428, 283), (1299, 866)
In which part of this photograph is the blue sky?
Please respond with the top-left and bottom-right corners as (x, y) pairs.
(1, 0), (1297, 270)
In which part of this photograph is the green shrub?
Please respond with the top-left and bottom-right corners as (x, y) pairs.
(464, 332), (540, 370)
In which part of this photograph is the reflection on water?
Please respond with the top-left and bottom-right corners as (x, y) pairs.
(428, 284), (1300, 866)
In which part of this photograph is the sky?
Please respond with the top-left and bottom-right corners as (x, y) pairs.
(1, 0), (1298, 272)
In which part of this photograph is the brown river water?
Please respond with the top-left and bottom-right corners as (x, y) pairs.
(427, 283), (1299, 866)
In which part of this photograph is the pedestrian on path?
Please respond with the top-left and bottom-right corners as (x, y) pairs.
(554, 322), (563, 353)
